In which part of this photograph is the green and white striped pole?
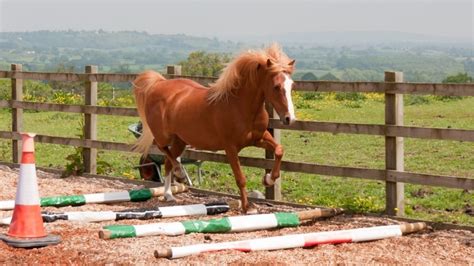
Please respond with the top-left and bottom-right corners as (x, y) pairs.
(0, 184), (187, 210)
(99, 208), (343, 240)
(0, 201), (230, 225)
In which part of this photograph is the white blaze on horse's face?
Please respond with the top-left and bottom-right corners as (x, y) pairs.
(283, 73), (296, 124)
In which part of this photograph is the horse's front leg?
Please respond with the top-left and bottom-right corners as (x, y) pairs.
(254, 130), (283, 187)
(225, 147), (257, 214)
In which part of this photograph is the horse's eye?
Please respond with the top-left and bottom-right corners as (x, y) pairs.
(274, 85), (281, 90)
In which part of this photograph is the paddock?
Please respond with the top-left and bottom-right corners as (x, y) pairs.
(1, 65), (473, 214)
(0, 165), (472, 264)
(0, 65), (473, 263)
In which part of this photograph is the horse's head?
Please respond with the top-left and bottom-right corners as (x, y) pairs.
(262, 58), (296, 125)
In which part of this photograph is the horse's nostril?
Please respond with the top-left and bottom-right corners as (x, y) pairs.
(285, 116), (290, 124)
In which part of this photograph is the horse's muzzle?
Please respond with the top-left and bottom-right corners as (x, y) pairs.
(280, 114), (295, 125)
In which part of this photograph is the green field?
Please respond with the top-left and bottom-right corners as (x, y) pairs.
(0, 95), (473, 224)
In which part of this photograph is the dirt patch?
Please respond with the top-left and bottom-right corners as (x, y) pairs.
(0, 165), (473, 264)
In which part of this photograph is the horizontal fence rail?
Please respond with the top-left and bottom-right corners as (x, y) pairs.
(270, 120), (474, 142)
(0, 100), (138, 116)
(0, 100), (472, 142)
(2, 70), (474, 96)
(1, 65), (473, 217)
(0, 131), (472, 190)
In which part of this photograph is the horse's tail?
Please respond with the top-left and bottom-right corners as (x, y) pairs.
(132, 70), (166, 155)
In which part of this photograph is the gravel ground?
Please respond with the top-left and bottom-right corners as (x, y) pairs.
(0, 165), (473, 264)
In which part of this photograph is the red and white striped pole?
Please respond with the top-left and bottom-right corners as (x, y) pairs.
(154, 223), (427, 259)
(0, 133), (61, 248)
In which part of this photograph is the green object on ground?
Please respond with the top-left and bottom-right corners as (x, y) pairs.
(129, 189), (153, 202)
(40, 195), (86, 207)
(182, 217), (232, 233)
(103, 225), (137, 239)
(275, 212), (300, 227)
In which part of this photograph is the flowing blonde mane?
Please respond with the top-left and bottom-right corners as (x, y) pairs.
(207, 43), (294, 103)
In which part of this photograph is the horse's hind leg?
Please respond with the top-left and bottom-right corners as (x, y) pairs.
(254, 130), (283, 187)
(162, 171), (175, 202)
(158, 146), (178, 202)
(159, 137), (186, 201)
(164, 137), (187, 183)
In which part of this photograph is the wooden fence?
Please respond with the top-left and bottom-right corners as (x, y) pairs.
(1, 64), (474, 216)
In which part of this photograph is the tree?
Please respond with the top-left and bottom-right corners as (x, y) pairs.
(464, 58), (474, 76)
(178, 51), (230, 77)
(341, 69), (364, 81)
(48, 63), (83, 94)
(437, 72), (472, 101)
(0, 80), (10, 100)
(442, 72), (472, 83)
(301, 72), (318, 81)
(319, 72), (340, 81)
(113, 64), (132, 74)
(24, 81), (53, 101)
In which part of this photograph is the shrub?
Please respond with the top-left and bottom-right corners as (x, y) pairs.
(334, 92), (366, 101)
(98, 94), (135, 107)
(343, 195), (383, 213)
(293, 92), (313, 109)
(405, 95), (431, 106)
(24, 81), (54, 100)
(342, 100), (363, 108)
(301, 92), (323, 101)
(51, 91), (83, 105)
(433, 95), (463, 102)
(0, 80), (10, 100)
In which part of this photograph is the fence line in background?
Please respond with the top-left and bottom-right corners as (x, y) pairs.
(2, 70), (474, 96)
(1, 64), (473, 216)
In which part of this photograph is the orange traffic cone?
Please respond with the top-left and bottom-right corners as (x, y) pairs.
(0, 133), (60, 248)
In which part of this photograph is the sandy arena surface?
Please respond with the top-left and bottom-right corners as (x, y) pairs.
(0, 165), (473, 264)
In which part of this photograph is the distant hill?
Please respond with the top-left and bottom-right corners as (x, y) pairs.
(219, 31), (471, 46)
(0, 30), (239, 51)
(0, 30), (471, 82)
(0, 30), (241, 72)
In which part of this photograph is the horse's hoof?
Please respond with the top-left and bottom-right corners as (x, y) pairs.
(174, 175), (186, 184)
(164, 193), (176, 202)
(173, 165), (185, 176)
(242, 202), (258, 214)
(262, 173), (275, 187)
(246, 207), (259, 215)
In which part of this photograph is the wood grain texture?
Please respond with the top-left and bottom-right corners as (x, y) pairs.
(10, 64), (23, 163)
(1, 70), (473, 95)
(385, 71), (405, 216)
(84, 65), (98, 174)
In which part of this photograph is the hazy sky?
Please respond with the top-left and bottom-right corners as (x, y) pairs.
(0, 0), (472, 40)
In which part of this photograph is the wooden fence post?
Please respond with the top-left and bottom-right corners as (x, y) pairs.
(84, 65), (98, 174)
(167, 65), (182, 76)
(385, 71), (404, 216)
(11, 64), (23, 163)
(265, 104), (282, 200)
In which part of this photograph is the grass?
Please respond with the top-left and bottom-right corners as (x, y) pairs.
(0, 95), (473, 225)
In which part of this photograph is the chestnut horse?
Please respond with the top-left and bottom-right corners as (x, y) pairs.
(133, 44), (296, 213)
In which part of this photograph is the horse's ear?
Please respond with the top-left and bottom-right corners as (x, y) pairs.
(289, 59), (296, 66)
(266, 59), (273, 67)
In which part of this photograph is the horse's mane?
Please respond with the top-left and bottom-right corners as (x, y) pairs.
(208, 43), (294, 103)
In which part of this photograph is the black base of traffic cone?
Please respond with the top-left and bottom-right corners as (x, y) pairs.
(0, 233), (61, 248)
